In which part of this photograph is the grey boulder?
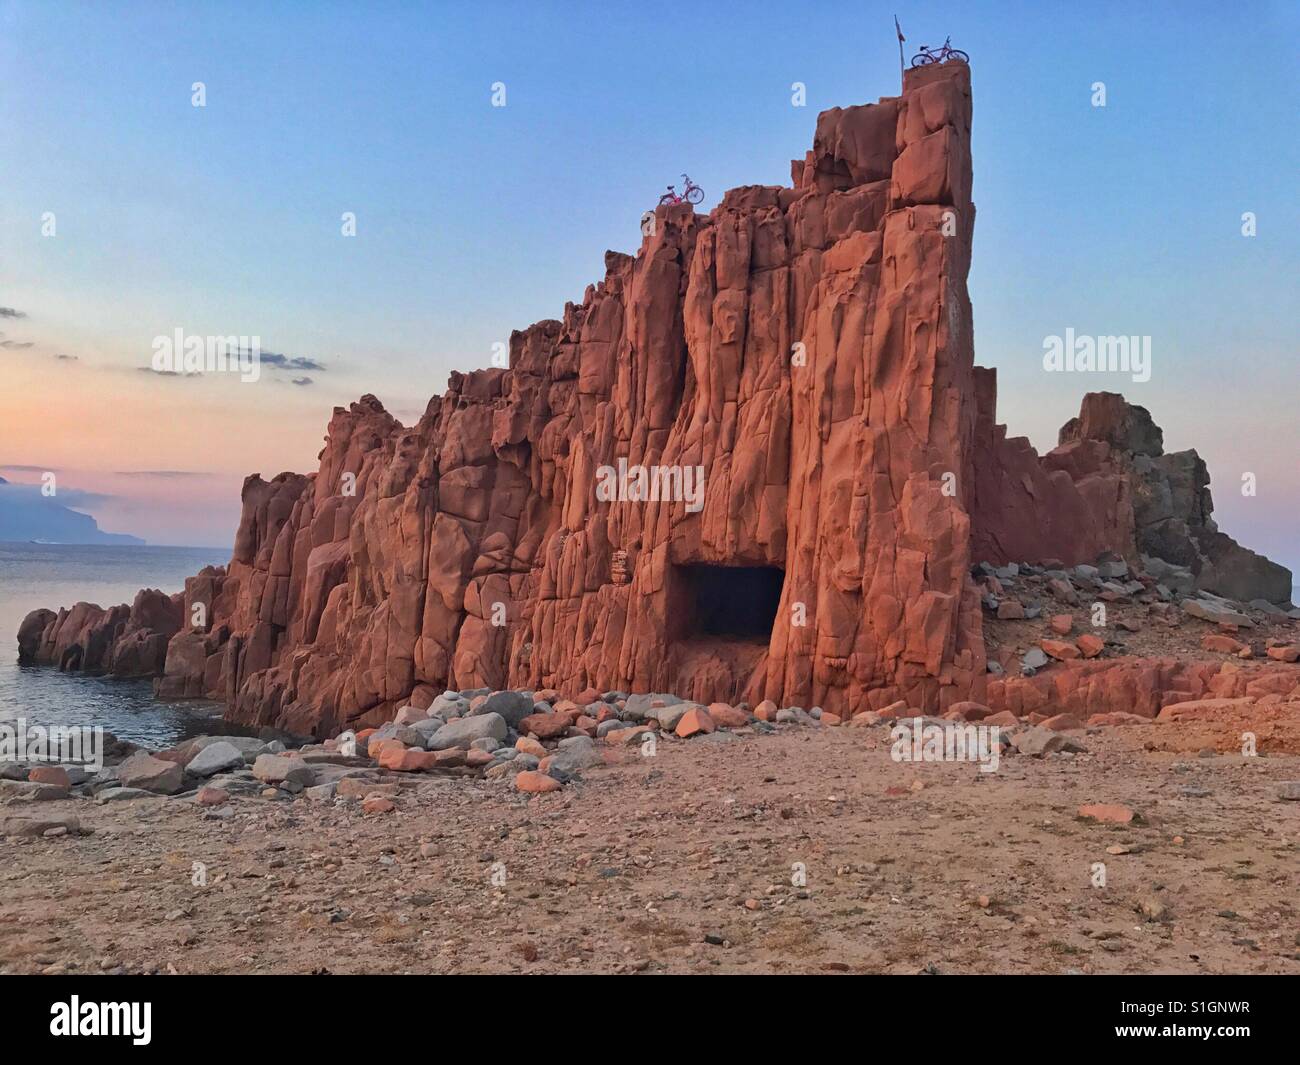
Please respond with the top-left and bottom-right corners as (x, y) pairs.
(186, 741), (246, 778)
(547, 738), (604, 774)
(427, 713), (507, 751)
(471, 691), (533, 728)
(93, 787), (155, 803)
(1010, 727), (1087, 757)
(1182, 599), (1254, 628)
(647, 702), (693, 730)
(623, 693), (681, 722)
(251, 754), (315, 787)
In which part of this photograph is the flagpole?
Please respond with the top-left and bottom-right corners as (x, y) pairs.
(895, 15), (905, 88)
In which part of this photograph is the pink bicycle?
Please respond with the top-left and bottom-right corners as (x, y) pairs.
(659, 173), (705, 207)
(910, 36), (969, 67)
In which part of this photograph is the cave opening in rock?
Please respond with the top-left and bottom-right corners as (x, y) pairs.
(678, 564), (785, 639)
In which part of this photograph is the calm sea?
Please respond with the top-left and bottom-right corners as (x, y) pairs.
(3, 543), (1294, 751)
(0, 542), (239, 748)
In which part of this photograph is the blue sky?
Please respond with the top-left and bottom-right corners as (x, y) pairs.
(0, 0), (1295, 570)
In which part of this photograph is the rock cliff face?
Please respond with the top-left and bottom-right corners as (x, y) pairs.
(971, 385), (1291, 604)
(1064, 396), (1292, 606)
(969, 369), (1136, 568)
(19, 590), (180, 677)
(17, 61), (1293, 735)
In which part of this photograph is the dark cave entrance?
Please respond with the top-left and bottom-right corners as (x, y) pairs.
(676, 564), (785, 639)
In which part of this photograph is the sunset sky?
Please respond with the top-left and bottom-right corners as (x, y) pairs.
(1, 1), (1295, 573)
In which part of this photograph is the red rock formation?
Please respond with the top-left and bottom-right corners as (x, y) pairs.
(18, 61), (1293, 736)
(969, 369), (1135, 567)
(186, 58), (985, 733)
(987, 656), (1300, 720)
(18, 590), (180, 677)
(1061, 394), (1291, 603)
(971, 385), (1291, 602)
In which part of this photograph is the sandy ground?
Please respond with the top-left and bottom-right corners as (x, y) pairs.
(2, 716), (1298, 975)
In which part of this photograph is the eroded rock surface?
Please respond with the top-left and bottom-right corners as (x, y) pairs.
(17, 62), (1293, 737)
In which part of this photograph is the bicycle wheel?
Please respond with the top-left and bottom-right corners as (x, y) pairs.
(658, 193), (676, 207)
(685, 186), (704, 205)
(950, 49), (970, 63)
(910, 52), (933, 67)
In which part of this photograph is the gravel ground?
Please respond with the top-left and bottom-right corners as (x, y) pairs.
(2, 714), (1298, 975)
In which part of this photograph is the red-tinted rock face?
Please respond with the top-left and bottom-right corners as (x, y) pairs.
(987, 657), (1300, 720)
(188, 59), (986, 733)
(969, 369), (1136, 567)
(18, 589), (180, 677)
(17, 61), (1292, 735)
(969, 384), (1291, 603)
(1072, 398), (1292, 605)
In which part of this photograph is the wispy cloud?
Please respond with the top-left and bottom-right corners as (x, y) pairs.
(0, 480), (115, 507)
(262, 351), (325, 372)
(137, 366), (196, 377)
(135, 347), (326, 378)
(0, 307), (27, 319)
(114, 469), (214, 478)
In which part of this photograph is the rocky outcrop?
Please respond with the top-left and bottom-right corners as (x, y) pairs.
(969, 369), (1135, 567)
(970, 385), (1290, 605)
(988, 656), (1300, 721)
(1058, 393), (1291, 603)
(18, 589), (181, 677)
(17, 61), (1293, 737)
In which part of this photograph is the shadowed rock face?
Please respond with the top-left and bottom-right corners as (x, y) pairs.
(970, 370), (1137, 569)
(970, 387), (1291, 603)
(1057, 394), (1289, 603)
(18, 590), (180, 677)
(17, 62), (1292, 735)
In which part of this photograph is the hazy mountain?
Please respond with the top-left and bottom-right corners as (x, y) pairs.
(0, 477), (145, 545)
